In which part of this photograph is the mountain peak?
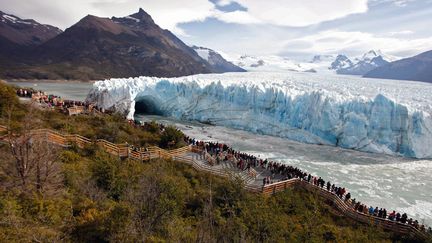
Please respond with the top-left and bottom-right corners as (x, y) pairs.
(362, 50), (381, 60)
(0, 10), (62, 46)
(129, 8), (155, 24)
(74, 15), (133, 35)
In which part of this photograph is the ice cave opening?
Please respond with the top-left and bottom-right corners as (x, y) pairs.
(134, 96), (163, 116)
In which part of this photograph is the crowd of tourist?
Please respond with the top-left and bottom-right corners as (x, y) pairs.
(183, 135), (432, 235)
(16, 88), (106, 114)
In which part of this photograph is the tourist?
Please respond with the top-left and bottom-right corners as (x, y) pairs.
(369, 206), (374, 215)
(374, 207), (379, 216)
(358, 204), (363, 212)
(388, 211), (396, 221)
(413, 220), (419, 229)
(407, 218), (413, 225)
(345, 192), (351, 202)
(396, 212), (401, 222)
(401, 213), (408, 223)
(362, 205), (368, 214)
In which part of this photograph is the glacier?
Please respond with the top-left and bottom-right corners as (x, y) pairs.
(86, 72), (432, 159)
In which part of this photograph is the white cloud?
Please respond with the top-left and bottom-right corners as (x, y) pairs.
(388, 30), (414, 36)
(281, 30), (432, 58)
(216, 0), (234, 7)
(1, 0), (370, 34)
(214, 10), (261, 25)
(369, 0), (416, 7)
(0, 0), (217, 36)
(217, 0), (369, 27)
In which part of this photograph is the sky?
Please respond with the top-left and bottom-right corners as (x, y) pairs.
(1, 0), (432, 61)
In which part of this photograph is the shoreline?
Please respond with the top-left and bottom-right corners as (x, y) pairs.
(5, 79), (96, 84)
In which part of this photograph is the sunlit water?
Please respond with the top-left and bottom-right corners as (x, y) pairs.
(7, 80), (431, 225)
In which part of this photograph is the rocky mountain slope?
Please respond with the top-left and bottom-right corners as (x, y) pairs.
(1, 9), (243, 80)
(0, 11), (61, 46)
(0, 11), (62, 63)
(364, 50), (432, 83)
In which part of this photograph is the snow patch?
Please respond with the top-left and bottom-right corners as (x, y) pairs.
(194, 48), (210, 61)
(3, 14), (17, 22)
(124, 16), (140, 22)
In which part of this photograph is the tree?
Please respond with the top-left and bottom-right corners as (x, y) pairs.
(159, 126), (184, 149)
(2, 103), (62, 195)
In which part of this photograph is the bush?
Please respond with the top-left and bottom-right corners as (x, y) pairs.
(159, 126), (185, 149)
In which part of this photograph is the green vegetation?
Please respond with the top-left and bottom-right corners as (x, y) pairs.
(0, 82), (422, 242)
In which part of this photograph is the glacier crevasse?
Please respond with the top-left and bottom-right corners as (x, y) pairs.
(86, 72), (432, 158)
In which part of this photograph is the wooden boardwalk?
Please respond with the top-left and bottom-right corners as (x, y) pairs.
(0, 124), (430, 241)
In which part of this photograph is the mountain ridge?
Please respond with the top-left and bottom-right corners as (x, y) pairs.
(0, 9), (243, 80)
(192, 46), (245, 73)
(364, 50), (432, 83)
(332, 50), (391, 75)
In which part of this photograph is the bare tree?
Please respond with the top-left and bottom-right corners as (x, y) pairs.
(2, 102), (62, 195)
(6, 132), (62, 194)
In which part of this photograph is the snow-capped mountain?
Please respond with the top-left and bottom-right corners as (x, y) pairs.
(191, 46), (245, 73)
(232, 55), (322, 73)
(332, 50), (395, 75)
(0, 11), (62, 46)
(310, 54), (336, 63)
(330, 55), (353, 71)
(229, 50), (397, 76)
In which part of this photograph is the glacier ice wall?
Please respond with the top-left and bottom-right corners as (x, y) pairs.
(86, 72), (432, 158)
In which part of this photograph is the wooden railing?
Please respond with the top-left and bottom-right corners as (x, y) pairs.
(0, 124), (430, 240)
(244, 178), (430, 241)
(0, 126), (191, 162)
(67, 106), (85, 116)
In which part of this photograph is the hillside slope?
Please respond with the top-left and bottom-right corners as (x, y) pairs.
(364, 50), (432, 83)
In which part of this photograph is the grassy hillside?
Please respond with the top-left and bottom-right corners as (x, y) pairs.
(0, 82), (421, 242)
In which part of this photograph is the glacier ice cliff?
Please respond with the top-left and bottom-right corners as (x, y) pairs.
(86, 72), (432, 158)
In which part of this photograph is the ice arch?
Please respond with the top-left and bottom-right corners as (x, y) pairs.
(134, 95), (164, 116)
